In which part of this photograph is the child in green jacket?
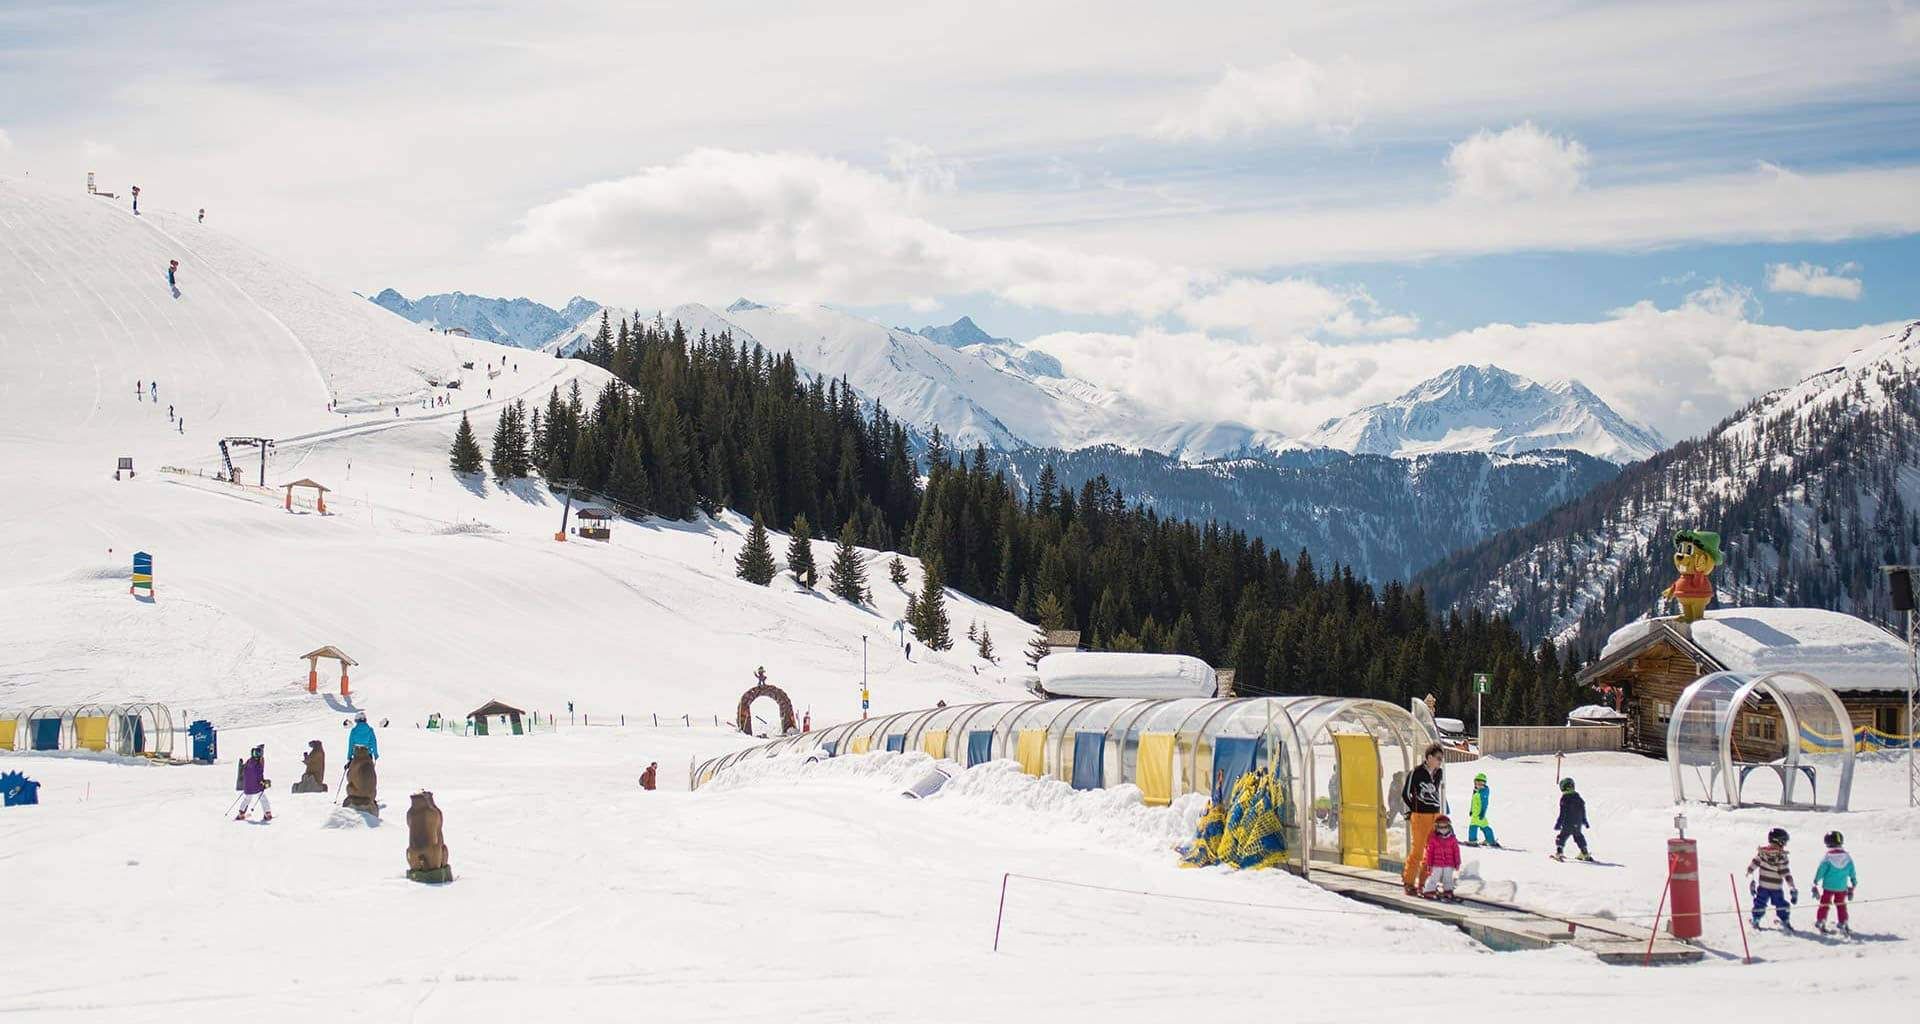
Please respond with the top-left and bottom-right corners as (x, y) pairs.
(1466, 772), (1499, 847)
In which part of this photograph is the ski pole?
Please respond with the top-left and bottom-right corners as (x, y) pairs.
(333, 767), (349, 805)
(224, 794), (244, 818)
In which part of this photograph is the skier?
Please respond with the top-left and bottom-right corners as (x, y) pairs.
(198, 208), (205, 224)
(639, 762), (658, 790)
(131, 185), (140, 215)
(168, 404), (174, 421)
(137, 380), (144, 399)
(177, 418), (183, 434)
(1812, 830), (1857, 935)
(347, 711), (379, 760)
(1466, 772), (1499, 847)
(1747, 827), (1798, 929)
(151, 381), (158, 402)
(1399, 743), (1445, 894)
(1421, 814), (1462, 902)
(1551, 776), (1591, 861)
(235, 744), (272, 822)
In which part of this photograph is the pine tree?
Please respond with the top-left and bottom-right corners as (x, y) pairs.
(786, 514), (817, 589)
(977, 626), (995, 662)
(488, 404), (523, 480)
(1024, 626), (1051, 669)
(827, 522), (870, 604)
(912, 557), (952, 651)
(888, 555), (908, 589)
(967, 620), (978, 643)
(735, 514), (778, 586)
(448, 412), (483, 474)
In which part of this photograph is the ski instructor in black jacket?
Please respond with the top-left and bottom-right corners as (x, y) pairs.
(1402, 744), (1446, 895)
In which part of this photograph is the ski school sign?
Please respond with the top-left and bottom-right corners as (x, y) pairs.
(130, 550), (153, 598)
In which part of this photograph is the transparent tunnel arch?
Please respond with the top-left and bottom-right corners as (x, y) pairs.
(693, 696), (1433, 879)
(1667, 670), (1856, 811)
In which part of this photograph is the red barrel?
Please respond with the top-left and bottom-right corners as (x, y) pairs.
(1667, 838), (1701, 939)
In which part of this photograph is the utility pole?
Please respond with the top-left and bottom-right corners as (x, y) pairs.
(861, 634), (871, 720)
(554, 478), (577, 542)
(1880, 566), (1918, 808)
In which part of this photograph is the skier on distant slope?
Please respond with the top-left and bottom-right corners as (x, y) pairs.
(167, 260), (177, 289)
(131, 185), (140, 215)
(347, 711), (379, 760)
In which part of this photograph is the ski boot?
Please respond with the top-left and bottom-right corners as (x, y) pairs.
(1816, 920), (1832, 935)
(262, 812), (273, 823)
(1575, 852), (1594, 862)
(234, 811), (247, 821)
(1443, 891), (1461, 904)
(1838, 922), (1851, 936)
(1550, 852), (1565, 862)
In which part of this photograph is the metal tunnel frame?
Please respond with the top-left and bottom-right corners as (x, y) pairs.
(692, 696), (1436, 880)
(0, 702), (178, 758)
(1666, 670), (1857, 811)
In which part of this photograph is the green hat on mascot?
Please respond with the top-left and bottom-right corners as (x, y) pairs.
(1673, 529), (1723, 566)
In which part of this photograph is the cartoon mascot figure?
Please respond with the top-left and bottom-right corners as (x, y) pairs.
(1663, 529), (1723, 622)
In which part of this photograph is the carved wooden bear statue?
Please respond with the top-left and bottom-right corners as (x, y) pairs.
(291, 740), (328, 793)
(405, 790), (452, 883)
(343, 748), (378, 814)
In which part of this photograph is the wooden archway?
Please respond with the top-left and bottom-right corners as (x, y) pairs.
(736, 683), (797, 735)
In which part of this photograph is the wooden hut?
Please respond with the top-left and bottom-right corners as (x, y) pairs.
(301, 645), (356, 696)
(1577, 608), (1913, 757)
(575, 507), (613, 541)
(468, 700), (528, 736)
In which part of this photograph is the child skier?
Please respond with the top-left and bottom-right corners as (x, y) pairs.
(1747, 827), (1798, 929)
(1421, 814), (1463, 902)
(1551, 777), (1591, 861)
(1812, 830), (1855, 935)
(235, 745), (272, 822)
(167, 260), (178, 289)
(1467, 772), (1499, 847)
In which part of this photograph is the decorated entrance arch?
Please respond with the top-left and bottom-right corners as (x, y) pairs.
(736, 682), (797, 736)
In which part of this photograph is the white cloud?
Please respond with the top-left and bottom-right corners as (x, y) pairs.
(0, 128), (12, 153)
(1027, 285), (1895, 441)
(1766, 261), (1863, 299)
(1151, 55), (1370, 141)
(504, 148), (1406, 339)
(884, 139), (957, 198)
(1446, 121), (1590, 202)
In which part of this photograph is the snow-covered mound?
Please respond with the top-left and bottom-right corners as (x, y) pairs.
(1304, 364), (1665, 464)
(1601, 608), (1912, 690)
(1037, 652), (1218, 698)
(0, 177), (1037, 728)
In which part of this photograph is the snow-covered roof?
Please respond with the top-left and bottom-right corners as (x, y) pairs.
(1037, 651), (1217, 699)
(1599, 608), (1913, 692)
(1568, 704), (1627, 722)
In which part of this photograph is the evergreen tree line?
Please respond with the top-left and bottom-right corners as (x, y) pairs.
(451, 312), (1584, 725)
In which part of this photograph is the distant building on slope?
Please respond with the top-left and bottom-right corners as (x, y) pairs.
(1577, 608), (1913, 757)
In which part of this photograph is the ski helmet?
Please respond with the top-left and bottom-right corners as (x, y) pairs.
(1559, 777), (1576, 791)
(355, 711), (367, 722)
(1434, 814), (1452, 827)
(1823, 830), (1844, 848)
(1768, 827), (1790, 846)
(1474, 772), (1488, 783)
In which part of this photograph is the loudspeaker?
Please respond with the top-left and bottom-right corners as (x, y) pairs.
(1890, 567), (1915, 613)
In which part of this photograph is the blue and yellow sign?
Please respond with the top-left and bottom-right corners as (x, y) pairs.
(130, 550), (153, 596)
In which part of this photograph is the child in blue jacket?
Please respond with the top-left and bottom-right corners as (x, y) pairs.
(1812, 830), (1857, 935)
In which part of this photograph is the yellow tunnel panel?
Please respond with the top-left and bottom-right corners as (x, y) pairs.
(74, 716), (109, 752)
(851, 736), (871, 755)
(922, 730), (948, 759)
(0, 720), (14, 749)
(1137, 732), (1175, 807)
(1016, 729), (1046, 776)
(1333, 733), (1382, 869)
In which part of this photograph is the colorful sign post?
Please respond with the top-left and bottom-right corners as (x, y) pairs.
(130, 551), (153, 598)
(1473, 671), (1491, 740)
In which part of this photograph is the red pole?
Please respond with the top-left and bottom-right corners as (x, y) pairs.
(992, 872), (1010, 952)
(1642, 875), (1671, 966)
(1730, 873), (1752, 964)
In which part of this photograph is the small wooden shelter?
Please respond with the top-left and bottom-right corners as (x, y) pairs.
(575, 507), (613, 541)
(301, 645), (357, 696)
(468, 700), (528, 736)
(284, 478), (330, 514)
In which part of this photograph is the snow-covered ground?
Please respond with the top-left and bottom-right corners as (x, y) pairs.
(2, 177), (1914, 1022)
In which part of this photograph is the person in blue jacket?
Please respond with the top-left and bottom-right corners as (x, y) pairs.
(1467, 772), (1499, 847)
(347, 711), (378, 760)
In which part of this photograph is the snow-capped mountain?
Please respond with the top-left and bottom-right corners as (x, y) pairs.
(1417, 322), (1920, 650)
(1303, 364), (1666, 464)
(621, 300), (1285, 460)
(370, 288), (600, 349)
(913, 315), (1006, 348)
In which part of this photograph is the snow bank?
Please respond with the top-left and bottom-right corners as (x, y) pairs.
(1038, 651), (1217, 698)
(1602, 608), (1913, 691)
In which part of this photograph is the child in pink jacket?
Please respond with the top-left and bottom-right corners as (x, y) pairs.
(1422, 814), (1463, 902)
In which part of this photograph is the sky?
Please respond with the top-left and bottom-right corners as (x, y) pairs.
(3, 0), (1918, 441)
